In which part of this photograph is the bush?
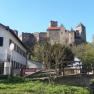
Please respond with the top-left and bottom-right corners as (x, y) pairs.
(0, 76), (25, 83)
(90, 79), (94, 84)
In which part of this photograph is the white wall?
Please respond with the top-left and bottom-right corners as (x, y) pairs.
(27, 60), (44, 69)
(0, 27), (9, 62)
(0, 26), (27, 65)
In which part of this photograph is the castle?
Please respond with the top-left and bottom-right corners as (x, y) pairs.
(47, 21), (86, 45)
(20, 21), (86, 47)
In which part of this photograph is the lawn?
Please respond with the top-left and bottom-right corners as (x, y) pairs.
(0, 76), (90, 94)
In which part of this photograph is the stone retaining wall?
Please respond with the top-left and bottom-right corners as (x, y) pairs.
(55, 74), (94, 86)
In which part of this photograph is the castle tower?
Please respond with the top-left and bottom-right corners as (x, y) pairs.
(47, 21), (61, 45)
(75, 23), (86, 43)
(68, 28), (75, 45)
(50, 20), (58, 27)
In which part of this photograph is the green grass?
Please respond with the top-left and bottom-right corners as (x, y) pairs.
(0, 76), (90, 94)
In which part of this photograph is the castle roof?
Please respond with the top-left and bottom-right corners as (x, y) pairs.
(47, 27), (61, 31)
(76, 23), (85, 28)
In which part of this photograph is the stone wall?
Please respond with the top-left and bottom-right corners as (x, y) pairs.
(48, 30), (60, 45)
(55, 74), (94, 86)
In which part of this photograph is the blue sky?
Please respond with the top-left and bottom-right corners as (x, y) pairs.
(0, 0), (94, 42)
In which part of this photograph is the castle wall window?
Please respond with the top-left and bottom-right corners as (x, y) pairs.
(0, 37), (3, 46)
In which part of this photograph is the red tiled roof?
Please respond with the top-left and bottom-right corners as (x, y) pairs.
(47, 27), (61, 31)
(60, 27), (65, 30)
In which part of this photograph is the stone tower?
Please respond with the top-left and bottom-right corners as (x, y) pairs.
(59, 27), (69, 45)
(68, 28), (75, 45)
(47, 21), (60, 45)
(47, 21), (86, 45)
(75, 23), (86, 43)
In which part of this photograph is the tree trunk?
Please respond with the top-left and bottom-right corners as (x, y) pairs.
(92, 66), (94, 75)
(58, 64), (62, 75)
(62, 67), (65, 76)
(55, 64), (58, 76)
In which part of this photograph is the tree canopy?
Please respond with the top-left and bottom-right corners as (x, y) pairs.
(72, 43), (94, 73)
(32, 42), (74, 75)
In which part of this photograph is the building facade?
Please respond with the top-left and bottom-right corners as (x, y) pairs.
(20, 32), (48, 48)
(19, 32), (36, 48)
(33, 32), (48, 43)
(19, 21), (86, 49)
(0, 23), (27, 75)
(47, 21), (86, 45)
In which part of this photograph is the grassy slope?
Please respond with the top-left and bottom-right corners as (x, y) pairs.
(0, 76), (90, 94)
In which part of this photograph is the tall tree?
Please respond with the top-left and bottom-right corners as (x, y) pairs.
(43, 42), (52, 69)
(59, 46), (74, 75)
(43, 43), (74, 76)
(51, 44), (63, 75)
(32, 42), (44, 61)
(32, 42), (74, 76)
(72, 43), (94, 74)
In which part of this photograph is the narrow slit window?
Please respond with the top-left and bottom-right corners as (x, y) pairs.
(0, 37), (3, 46)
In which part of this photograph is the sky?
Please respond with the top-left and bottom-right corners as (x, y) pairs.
(0, 0), (94, 42)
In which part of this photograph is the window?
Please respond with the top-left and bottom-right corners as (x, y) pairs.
(9, 39), (13, 45)
(0, 37), (3, 46)
(14, 44), (17, 51)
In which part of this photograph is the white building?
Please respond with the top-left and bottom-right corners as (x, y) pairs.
(0, 23), (27, 75)
(27, 60), (44, 69)
(24, 60), (44, 75)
